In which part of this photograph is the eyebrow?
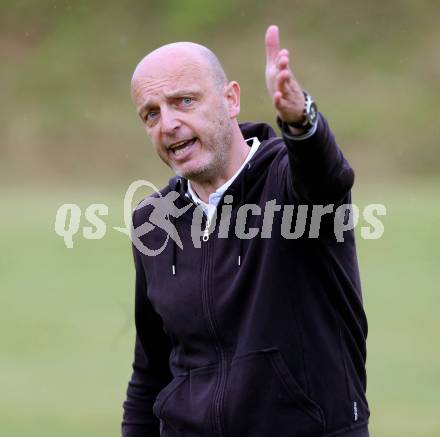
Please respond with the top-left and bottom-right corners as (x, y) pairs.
(138, 99), (155, 116)
(138, 88), (202, 116)
(163, 88), (201, 99)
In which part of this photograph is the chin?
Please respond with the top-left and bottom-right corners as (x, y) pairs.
(177, 163), (213, 182)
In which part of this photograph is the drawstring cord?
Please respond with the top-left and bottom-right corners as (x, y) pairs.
(238, 163), (251, 267)
(171, 213), (177, 276)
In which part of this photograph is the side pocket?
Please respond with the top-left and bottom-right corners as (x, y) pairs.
(268, 349), (326, 426)
(152, 374), (187, 420)
(152, 365), (219, 436)
(225, 348), (326, 437)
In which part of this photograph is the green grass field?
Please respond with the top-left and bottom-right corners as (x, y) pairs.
(1, 1), (439, 434)
(1, 179), (439, 436)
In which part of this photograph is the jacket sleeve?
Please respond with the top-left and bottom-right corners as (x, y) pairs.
(280, 112), (355, 205)
(121, 241), (173, 437)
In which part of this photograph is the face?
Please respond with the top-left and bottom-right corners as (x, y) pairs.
(131, 50), (235, 182)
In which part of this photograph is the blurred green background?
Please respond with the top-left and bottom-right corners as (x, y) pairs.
(1, 0), (439, 435)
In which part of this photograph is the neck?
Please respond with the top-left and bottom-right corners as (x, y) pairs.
(189, 124), (249, 202)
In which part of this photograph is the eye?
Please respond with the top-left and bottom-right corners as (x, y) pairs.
(181, 97), (193, 106)
(145, 110), (158, 122)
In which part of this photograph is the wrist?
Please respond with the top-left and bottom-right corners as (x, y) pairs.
(277, 112), (319, 141)
(286, 124), (307, 135)
(280, 90), (318, 131)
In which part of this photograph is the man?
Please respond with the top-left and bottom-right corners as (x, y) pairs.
(122, 25), (369, 437)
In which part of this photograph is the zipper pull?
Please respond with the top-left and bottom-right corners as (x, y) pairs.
(202, 217), (211, 242)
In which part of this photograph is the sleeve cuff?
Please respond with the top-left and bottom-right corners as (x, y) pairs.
(277, 115), (319, 141)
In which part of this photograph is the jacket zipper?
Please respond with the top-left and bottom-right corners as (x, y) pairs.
(181, 191), (227, 436)
(201, 214), (227, 437)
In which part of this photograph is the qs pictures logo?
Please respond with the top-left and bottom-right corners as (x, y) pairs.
(55, 179), (387, 253)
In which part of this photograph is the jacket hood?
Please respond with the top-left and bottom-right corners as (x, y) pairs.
(239, 120), (278, 141)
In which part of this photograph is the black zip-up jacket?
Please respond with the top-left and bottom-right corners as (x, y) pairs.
(122, 113), (369, 437)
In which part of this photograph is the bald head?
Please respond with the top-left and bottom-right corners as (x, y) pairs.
(131, 42), (228, 95)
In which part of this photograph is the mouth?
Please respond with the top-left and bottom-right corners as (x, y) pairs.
(168, 138), (197, 159)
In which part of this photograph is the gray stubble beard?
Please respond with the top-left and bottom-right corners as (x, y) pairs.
(178, 107), (234, 185)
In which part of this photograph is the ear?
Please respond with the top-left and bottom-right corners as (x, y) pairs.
(223, 81), (241, 118)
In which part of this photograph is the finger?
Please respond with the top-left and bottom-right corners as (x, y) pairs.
(277, 53), (290, 71)
(265, 25), (280, 64)
(276, 69), (293, 95)
(275, 49), (289, 66)
(273, 91), (283, 109)
(273, 92), (291, 114)
(276, 53), (298, 86)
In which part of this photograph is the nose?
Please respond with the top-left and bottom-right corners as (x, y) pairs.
(160, 106), (181, 136)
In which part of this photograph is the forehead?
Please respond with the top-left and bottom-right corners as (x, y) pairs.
(132, 56), (213, 109)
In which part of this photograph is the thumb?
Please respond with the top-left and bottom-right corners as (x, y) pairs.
(265, 25), (280, 65)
